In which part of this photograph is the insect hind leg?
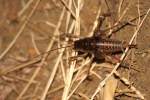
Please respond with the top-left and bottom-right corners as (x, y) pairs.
(93, 13), (112, 38)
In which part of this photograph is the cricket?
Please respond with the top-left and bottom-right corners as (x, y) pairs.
(0, 0), (149, 100)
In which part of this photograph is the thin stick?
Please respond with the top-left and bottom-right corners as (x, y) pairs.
(68, 74), (87, 99)
(47, 85), (64, 94)
(60, 59), (66, 83)
(0, 44), (72, 76)
(44, 21), (56, 28)
(89, 6), (102, 36)
(90, 71), (102, 80)
(104, 0), (111, 13)
(71, 58), (91, 86)
(65, 0), (73, 32)
(60, 0), (76, 19)
(62, 54), (76, 100)
(67, 58), (91, 99)
(0, 0), (40, 60)
(114, 71), (144, 99)
(0, 56), (41, 76)
(78, 92), (90, 100)
(118, 1), (131, 22)
(16, 3), (65, 100)
(18, 0), (34, 17)
(40, 7), (66, 100)
(137, 0), (141, 26)
(62, 0), (82, 99)
(30, 32), (40, 55)
(102, 13), (146, 33)
(107, 0), (131, 36)
(118, 0), (125, 18)
(40, 46), (65, 100)
(90, 8), (150, 100)
(16, 65), (41, 100)
(8, 75), (38, 84)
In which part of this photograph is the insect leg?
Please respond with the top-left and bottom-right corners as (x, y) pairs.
(106, 13), (146, 37)
(93, 13), (111, 38)
(104, 55), (120, 64)
(69, 52), (89, 62)
(104, 55), (140, 72)
(93, 52), (106, 63)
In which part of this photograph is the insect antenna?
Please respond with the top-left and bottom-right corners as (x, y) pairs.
(128, 44), (137, 49)
(102, 13), (146, 33)
(37, 44), (74, 58)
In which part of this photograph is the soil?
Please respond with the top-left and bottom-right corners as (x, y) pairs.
(0, 0), (150, 100)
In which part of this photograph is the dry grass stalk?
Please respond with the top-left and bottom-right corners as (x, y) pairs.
(90, 8), (150, 100)
(0, 0), (41, 60)
(60, 0), (76, 19)
(100, 76), (118, 100)
(40, 7), (66, 100)
(30, 32), (41, 54)
(61, 0), (88, 99)
(1, 0), (149, 100)
(60, 59), (67, 82)
(40, 44), (65, 100)
(114, 71), (144, 99)
(66, 58), (92, 99)
(47, 85), (64, 94)
(108, 0), (131, 36)
(62, 0), (82, 99)
(0, 56), (41, 76)
(65, 0), (73, 32)
(118, 0), (125, 18)
(78, 92), (90, 100)
(67, 74), (87, 99)
(89, 6), (102, 36)
(90, 70), (102, 80)
(18, 0), (35, 17)
(16, 1), (66, 100)
(100, 1), (130, 100)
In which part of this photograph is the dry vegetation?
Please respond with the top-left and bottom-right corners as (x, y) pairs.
(0, 0), (150, 100)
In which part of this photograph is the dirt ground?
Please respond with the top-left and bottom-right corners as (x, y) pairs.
(0, 0), (150, 100)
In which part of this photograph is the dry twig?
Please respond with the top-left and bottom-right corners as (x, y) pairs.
(91, 8), (150, 100)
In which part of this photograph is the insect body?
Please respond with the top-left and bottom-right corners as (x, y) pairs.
(74, 36), (126, 54)
(74, 36), (128, 61)
(73, 13), (141, 62)
(39, 13), (141, 62)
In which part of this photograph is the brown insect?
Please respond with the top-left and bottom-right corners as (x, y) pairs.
(74, 36), (127, 61)
(72, 13), (141, 63)
(32, 13), (144, 63)
(0, 13), (144, 77)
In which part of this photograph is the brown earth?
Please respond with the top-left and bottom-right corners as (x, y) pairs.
(0, 0), (150, 100)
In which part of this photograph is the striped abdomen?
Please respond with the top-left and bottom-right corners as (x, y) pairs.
(96, 38), (126, 54)
(74, 37), (129, 54)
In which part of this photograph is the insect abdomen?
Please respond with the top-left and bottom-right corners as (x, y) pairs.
(97, 39), (125, 54)
(74, 37), (127, 54)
